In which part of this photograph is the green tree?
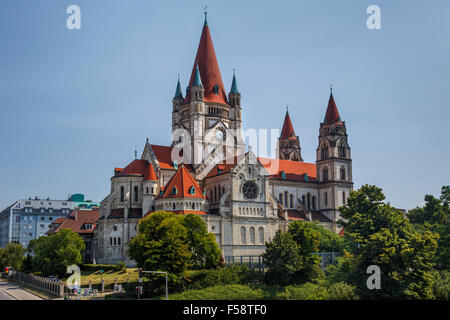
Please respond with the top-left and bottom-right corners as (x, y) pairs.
(408, 186), (449, 269)
(297, 221), (345, 252)
(263, 230), (303, 285)
(181, 214), (221, 269)
(0, 243), (26, 271)
(339, 185), (439, 299)
(29, 229), (85, 277)
(128, 211), (221, 290)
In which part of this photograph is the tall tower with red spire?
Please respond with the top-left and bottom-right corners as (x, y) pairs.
(278, 109), (303, 161)
(316, 89), (353, 232)
(171, 13), (244, 170)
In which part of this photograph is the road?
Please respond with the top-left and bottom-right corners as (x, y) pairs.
(0, 280), (43, 300)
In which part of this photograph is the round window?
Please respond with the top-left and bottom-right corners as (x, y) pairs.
(242, 181), (258, 200)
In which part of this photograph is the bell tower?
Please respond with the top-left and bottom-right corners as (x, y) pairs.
(316, 89), (353, 232)
(278, 108), (303, 161)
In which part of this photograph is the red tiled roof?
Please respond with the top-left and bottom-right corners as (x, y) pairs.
(151, 144), (194, 171)
(158, 165), (206, 200)
(109, 208), (124, 218)
(174, 210), (207, 215)
(204, 156), (241, 179)
(143, 163), (157, 181)
(119, 160), (148, 176)
(280, 111), (296, 139)
(324, 93), (342, 125)
(48, 209), (99, 235)
(258, 157), (317, 181)
(287, 210), (308, 221)
(185, 22), (228, 105)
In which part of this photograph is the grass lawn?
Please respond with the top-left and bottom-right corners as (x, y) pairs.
(80, 268), (139, 287)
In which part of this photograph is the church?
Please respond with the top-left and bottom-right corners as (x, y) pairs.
(94, 14), (353, 265)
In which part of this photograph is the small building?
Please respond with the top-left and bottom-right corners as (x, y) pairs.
(47, 209), (100, 264)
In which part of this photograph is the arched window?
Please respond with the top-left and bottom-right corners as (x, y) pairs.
(339, 143), (346, 158)
(218, 186), (221, 199)
(248, 167), (252, 175)
(279, 193), (283, 204)
(109, 237), (112, 246)
(222, 186), (225, 195)
(240, 227), (246, 244)
(323, 168), (329, 181)
(342, 191), (346, 205)
(290, 194), (294, 208)
(146, 187), (149, 194)
(172, 203), (176, 210)
(118, 237), (121, 246)
(213, 84), (219, 95)
(214, 186), (217, 202)
(120, 186), (125, 202)
(324, 192), (328, 206)
(321, 146), (328, 159)
(189, 186), (196, 195)
(258, 227), (264, 244)
(312, 196), (316, 210)
(284, 191), (288, 208)
(250, 227), (255, 244)
(302, 195), (306, 205)
(134, 185), (139, 202)
(210, 190), (213, 200)
(340, 167), (346, 180)
(171, 187), (178, 195)
(113, 238), (116, 246)
(307, 193), (311, 209)
(192, 202), (195, 210)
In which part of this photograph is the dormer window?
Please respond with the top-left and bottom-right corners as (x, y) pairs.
(213, 85), (219, 94)
(171, 187), (178, 195)
(281, 171), (286, 180)
(189, 186), (196, 195)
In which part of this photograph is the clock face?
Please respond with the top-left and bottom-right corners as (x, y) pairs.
(242, 180), (258, 200)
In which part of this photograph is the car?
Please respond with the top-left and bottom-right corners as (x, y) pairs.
(48, 275), (58, 281)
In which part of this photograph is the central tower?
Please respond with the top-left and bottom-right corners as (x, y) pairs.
(171, 14), (244, 173)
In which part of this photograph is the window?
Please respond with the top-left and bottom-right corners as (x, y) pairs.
(113, 238), (116, 246)
(258, 227), (264, 244)
(243, 181), (258, 200)
(323, 168), (329, 181)
(146, 187), (149, 194)
(171, 187), (178, 195)
(172, 203), (176, 210)
(120, 186), (125, 202)
(340, 168), (346, 180)
(41, 217), (44, 220)
(324, 192), (328, 205)
(109, 238), (112, 245)
(339, 143), (346, 158)
(189, 186), (196, 195)
(118, 237), (121, 246)
(342, 191), (346, 205)
(213, 84), (219, 94)
(49, 217), (52, 221)
(250, 227), (255, 244)
(289, 194), (294, 208)
(240, 227), (246, 244)
(302, 195), (306, 205)
(321, 146), (328, 159)
(312, 196), (316, 210)
(284, 191), (288, 207)
(279, 193), (283, 204)
(134, 186), (139, 202)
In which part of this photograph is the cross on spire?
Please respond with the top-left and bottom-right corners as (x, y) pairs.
(204, 4), (208, 25)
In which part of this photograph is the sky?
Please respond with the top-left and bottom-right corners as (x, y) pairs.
(0, 0), (449, 211)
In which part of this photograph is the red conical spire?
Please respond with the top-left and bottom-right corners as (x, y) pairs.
(185, 17), (228, 105)
(324, 90), (342, 125)
(280, 110), (296, 139)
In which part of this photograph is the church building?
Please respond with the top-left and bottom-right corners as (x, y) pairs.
(95, 14), (353, 265)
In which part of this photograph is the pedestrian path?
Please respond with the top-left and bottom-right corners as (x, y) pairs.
(0, 280), (43, 300)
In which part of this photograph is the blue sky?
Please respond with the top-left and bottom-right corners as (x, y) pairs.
(0, 0), (449, 210)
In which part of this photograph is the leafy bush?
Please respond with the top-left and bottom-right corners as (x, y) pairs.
(80, 264), (122, 272)
(432, 270), (450, 299)
(168, 284), (266, 300)
(276, 282), (358, 300)
(186, 265), (262, 290)
(117, 261), (127, 273)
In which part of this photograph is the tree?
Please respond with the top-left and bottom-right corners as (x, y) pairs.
(407, 186), (449, 270)
(298, 221), (345, 252)
(181, 214), (221, 269)
(0, 243), (26, 271)
(339, 185), (439, 299)
(263, 230), (303, 285)
(128, 211), (221, 290)
(29, 228), (85, 277)
(263, 222), (323, 285)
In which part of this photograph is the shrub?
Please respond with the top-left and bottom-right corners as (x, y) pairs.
(80, 264), (122, 273)
(117, 261), (127, 273)
(326, 282), (359, 300)
(432, 270), (450, 299)
(168, 284), (266, 300)
(186, 265), (262, 290)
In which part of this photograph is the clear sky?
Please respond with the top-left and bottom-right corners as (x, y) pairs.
(0, 0), (449, 211)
